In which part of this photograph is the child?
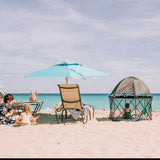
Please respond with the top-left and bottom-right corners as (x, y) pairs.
(15, 104), (40, 126)
(122, 103), (132, 119)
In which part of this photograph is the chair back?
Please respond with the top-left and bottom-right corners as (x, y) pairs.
(0, 85), (7, 103)
(58, 84), (82, 111)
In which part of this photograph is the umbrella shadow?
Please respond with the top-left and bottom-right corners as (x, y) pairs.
(12, 113), (56, 127)
(12, 113), (85, 127)
(37, 113), (58, 124)
(12, 111), (97, 127)
(96, 117), (112, 122)
(37, 113), (87, 125)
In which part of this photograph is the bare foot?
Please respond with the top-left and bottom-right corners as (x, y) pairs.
(35, 115), (40, 122)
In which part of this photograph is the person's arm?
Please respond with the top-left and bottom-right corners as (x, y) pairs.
(18, 113), (23, 120)
(122, 110), (125, 118)
(5, 110), (15, 118)
(15, 113), (23, 124)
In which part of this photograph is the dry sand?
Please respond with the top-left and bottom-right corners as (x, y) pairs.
(0, 109), (160, 158)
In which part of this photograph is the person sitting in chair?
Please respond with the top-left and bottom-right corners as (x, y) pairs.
(122, 103), (132, 119)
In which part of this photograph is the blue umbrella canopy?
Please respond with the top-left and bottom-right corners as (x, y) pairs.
(25, 61), (111, 83)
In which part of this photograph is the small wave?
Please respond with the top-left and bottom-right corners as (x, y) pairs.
(43, 107), (52, 111)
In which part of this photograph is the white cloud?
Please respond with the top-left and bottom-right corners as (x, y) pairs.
(0, 0), (160, 93)
(106, 17), (160, 39)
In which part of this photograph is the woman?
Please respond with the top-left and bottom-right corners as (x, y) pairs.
(0, 94), (16, 125)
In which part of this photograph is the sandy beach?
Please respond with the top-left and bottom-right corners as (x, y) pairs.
(0, 109), (160, 158)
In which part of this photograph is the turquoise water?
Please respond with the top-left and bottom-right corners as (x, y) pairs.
(12, 93), (160, 111)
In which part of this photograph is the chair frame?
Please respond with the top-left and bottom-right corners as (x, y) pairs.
(82, 103), (94, 120)
(11, 101), (44, 115)
(55, 84), (88, 124)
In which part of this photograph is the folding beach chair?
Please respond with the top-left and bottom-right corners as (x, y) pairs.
(138, 107), (149, 120)
(11, 101), (44, 115)
(55, 84), (94, 124)
(132, 107), (149, 121)
(0, 85), (7, 103)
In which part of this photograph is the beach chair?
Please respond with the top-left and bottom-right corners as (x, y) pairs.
(0, 85), (7, 103)
(55, 84), (94, 124)
(131, 107), (149, 121)
(137, 107), (149, 121)
(11, 90), (43, 115)
(11, 101), (44, 115)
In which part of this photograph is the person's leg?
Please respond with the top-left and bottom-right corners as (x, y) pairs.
(14, 115), (20, 120)
(15, 116), (21, 124)
(30, 115), (40, 124)
(34, 115), (40, 122)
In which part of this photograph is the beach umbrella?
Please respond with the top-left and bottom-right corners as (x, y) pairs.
(25, 61), (111, 84)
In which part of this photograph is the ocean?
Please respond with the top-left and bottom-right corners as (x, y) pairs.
(12, 93), (160, 111)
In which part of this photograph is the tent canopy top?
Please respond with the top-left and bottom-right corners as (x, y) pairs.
(110, 76), (152, 97)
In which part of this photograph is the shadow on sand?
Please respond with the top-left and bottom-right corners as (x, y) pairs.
(12, 112), (86, 127)
(96, 117), (111, 122)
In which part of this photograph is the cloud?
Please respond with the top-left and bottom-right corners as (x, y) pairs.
(0, 0), (160, 93)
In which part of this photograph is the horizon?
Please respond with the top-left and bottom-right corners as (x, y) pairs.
(11, 92), (160, 94)
(0, 0), (160, 94)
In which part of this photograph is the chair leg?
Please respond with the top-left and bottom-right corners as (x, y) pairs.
(88, 110), (91, 120)
(55, 108), (59, 124)
(81, 111), (87, 124)
(62, 110), (65, 122)
(91, 105), (95, 118)
(55, 108), (63, 124)
(65, 110), (68, 118)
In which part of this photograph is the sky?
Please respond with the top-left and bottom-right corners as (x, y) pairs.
(0, 0), (160, 94)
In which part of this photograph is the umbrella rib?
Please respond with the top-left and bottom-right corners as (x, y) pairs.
(69, 69), (86, 79)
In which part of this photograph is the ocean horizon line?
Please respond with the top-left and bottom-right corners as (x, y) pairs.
(12, 93), (110, 95)
(11, 92), (160, 95)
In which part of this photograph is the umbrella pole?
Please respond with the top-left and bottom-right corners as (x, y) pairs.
(65, 77), (69, 117)
(66, 77), (68, 84)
